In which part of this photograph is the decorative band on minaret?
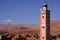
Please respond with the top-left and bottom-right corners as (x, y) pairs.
(40, 3), (50, 40)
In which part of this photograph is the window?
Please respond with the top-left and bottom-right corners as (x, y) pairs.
(42, 26), (45, 28)
(42, 16), (44, 18)
(42, 37), (44, 39)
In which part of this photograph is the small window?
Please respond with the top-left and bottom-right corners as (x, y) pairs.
(42, 37), (44, 39)
(42, 16), (44, 18)
(42, 26), (45, 28)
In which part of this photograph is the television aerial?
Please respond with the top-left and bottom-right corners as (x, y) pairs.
(40, 0), (46, 4)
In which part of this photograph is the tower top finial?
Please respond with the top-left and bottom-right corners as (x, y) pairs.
(43, 3), (47, 7)
(42, 0), (48, 10)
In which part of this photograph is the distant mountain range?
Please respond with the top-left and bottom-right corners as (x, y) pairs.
(0, 20), (60, 35)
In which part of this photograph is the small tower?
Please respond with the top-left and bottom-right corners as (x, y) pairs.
(40, 3), (50, 40)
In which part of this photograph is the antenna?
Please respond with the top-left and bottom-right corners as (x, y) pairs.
(43, 0), (46, 4)
(39, 0), (46, 4)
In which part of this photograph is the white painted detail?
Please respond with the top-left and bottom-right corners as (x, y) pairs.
(43, 7), (46, 10)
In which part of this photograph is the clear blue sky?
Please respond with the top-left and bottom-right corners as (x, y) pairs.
(0, 0), (60, 24)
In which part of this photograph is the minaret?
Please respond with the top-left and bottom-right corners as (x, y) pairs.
(40, 3), (50, 40)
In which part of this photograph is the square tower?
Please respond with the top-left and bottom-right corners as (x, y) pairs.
(40, 3), (50, 40)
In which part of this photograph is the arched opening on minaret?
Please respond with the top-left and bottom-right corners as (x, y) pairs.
(42, 37), (45, 39)
(42, 16), (44, 18)
(42, 26), (45, 28)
